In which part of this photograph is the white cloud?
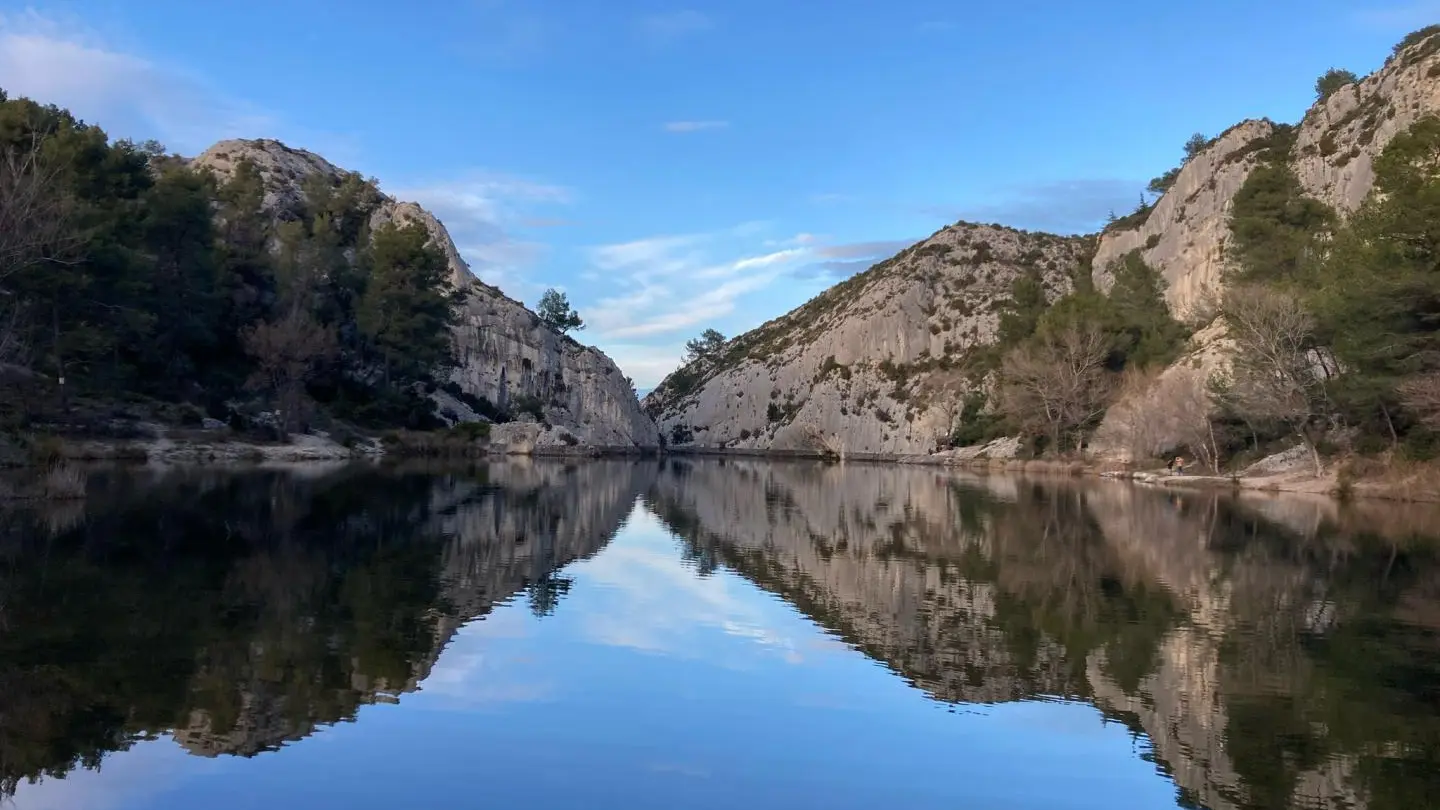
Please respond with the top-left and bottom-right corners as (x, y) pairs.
(394, 173), (574, 295)
(663, 120), (729, 133)
(637, 10), (713, 43)
(584, 228), (811, 345)
(0, 10), (357, 159)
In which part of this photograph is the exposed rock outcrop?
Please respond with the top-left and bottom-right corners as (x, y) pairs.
(191, 140), (659, 450)
(644, 225), (1088, 455)
(652, 29), (1440, 461)
(1091, 120), (1277, 319)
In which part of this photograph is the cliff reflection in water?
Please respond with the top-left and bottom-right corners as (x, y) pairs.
(2, 460), (1439, 810)
(0, 461), (654, 793)
(646, 459), (1440, 810)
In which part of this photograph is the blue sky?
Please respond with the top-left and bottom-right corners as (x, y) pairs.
(0, 0), (1433, 387)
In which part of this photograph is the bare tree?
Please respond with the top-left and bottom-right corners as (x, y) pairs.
(1213, 285), (1330, 476)
(0, 132), (75, 282)
(1101, 365), (1221, 471)
(998, 324), (1112, 452)
(242, 307), (336, 435)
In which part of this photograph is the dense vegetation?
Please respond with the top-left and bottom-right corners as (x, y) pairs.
(958, 249), (1187, 452)
(0, 89), (463, 442)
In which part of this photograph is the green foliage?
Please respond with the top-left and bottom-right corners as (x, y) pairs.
(0, 90), (461, 434)
(1147, 167), (1180, 196)
(1183, 132), (1210, 158)
(1228, 162), (1335, 284)
(1392, 25), (1440, 60)
(684, 328), (727, 362)
(1309, 116), (1440, 436)
(997, 269), (1047, 347)
(536, 288), (583, 333)
(950, 392), (1005, 447)
(1315, 68), (1358, 102)
(357, 222), (458, 387)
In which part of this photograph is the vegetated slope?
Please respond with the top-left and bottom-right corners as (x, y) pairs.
(644, 224), (1089, 455)
(1090, 28), (1440, 461)
(652, 26), (1440, 466)
(192, 140), (658, 449)
(1092, 31), (1440, 319)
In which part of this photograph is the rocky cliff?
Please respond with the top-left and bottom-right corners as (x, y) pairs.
(650, 29), (1440, 459)
(644, 225), (1088, 454)
(1094, 31), (1440, 320)
(191, 140), (659, 450)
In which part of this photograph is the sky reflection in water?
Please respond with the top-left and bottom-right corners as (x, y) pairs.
(3, 460), (1437, 810)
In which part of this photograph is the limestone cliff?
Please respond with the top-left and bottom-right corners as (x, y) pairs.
(1094, 31), (1440, 319)
(644, 225), (1088, 454)
(653, 29), (1440, 459)
(191, 140), (659, 450)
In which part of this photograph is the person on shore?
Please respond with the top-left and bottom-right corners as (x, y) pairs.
(1174, 456), (1186, 475)
(1166, 457), (1175, 473)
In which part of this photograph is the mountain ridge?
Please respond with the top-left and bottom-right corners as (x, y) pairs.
(648, 25), (1440, 466)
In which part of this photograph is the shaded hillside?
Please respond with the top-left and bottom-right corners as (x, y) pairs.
(0, 94), (657, 450)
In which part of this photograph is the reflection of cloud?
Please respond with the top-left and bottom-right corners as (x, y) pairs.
(421, 618), (557, 707)
(574, 510), (805, 664)
(8, 736), (220, 810)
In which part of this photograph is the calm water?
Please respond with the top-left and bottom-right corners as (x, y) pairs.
(1, 460), (1439, 810)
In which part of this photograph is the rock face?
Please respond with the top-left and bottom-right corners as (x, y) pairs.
(1095, 33), (1440, 320)
(644, 224), (1088, 455)
(652, 31), (1440, 459)
(1091, 120), (1277, 319)
(190, 140), (659, 450)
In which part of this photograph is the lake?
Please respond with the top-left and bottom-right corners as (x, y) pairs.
(1, 459), (1438, 810)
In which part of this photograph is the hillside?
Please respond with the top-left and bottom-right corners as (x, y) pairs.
(192, 140), (658, 449)
(644, 224), (1089, 454)
(0, 92), (657, 451)
(649, 25), (1440, 471)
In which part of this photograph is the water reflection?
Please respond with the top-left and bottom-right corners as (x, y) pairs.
(0, 461), (653, 789)
(0, 459), (1437, 809)
(646, 459), (1440, 810)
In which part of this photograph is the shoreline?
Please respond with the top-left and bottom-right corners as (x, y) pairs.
(4, 434), (1432, 504)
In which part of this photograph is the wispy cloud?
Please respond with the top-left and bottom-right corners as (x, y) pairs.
(1352, 1), (1440, 30)
(663, 120), (730, 133)
(585, 228), (812, 345)
(936, 178), (1142, 235)
(394, 172), (574, 295)
(815, 239), (915, 260)
(637, 10), (713, 43)
(790, 238), (917, 281)
(0, 10), (301, 156)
